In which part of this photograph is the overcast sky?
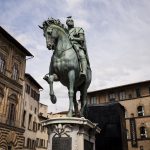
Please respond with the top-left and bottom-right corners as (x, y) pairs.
(1, 0), (150, 113)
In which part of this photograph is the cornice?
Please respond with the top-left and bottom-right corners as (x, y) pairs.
(0, 73), (23, 93)
(0, 122), (25, 133)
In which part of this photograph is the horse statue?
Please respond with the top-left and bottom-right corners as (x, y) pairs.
(39, 18), (91, 117)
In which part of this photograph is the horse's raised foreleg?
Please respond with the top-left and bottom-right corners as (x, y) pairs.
(67, 70), (75, 117)
(43, 74), (58, 104)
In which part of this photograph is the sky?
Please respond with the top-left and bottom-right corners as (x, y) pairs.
(1, 0), (150, 113)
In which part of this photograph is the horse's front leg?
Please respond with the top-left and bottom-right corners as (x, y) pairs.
(43, 74), (58, 104)
(67, 70), (75, 117)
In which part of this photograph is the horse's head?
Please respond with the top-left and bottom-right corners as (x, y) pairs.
(39, 18), (66, 50)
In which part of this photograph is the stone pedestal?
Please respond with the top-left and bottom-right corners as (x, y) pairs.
(42, 117), (100, 150)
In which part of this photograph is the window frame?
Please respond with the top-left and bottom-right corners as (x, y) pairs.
(136, 88), (141, 98)
(91, 97), (97, 104)
(140, 126), (147, 139)
(7, 94), (18, 126)
(0, 53), (6, 74)
(137, 106), (144, 117)
(119, 91), (126, 100)
(12, 63), (19, 80)
(109, 93), (116, 102)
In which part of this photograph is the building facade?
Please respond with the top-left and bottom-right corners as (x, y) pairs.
(23, 73), (48, 150)
(37, 103), (49, 150)
(0, 26), (33, 149)
(87, 80), (150, 150)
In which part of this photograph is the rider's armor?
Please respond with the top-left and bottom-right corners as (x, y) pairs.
(68, 27), (90, 76)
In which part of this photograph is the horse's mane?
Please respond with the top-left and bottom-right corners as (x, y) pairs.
(43, 18), (67, 32)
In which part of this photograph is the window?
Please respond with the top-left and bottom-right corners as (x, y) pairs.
(28, 114), (32, 130)
(0, 88), (4, 103)
(34, 107), (37, 114)
(31, 88), (40, 101)
(31, 89), (34, 98)
(35, 93), (40, 101)
(91, 97), (97, 104)
(140, 126), (147, 139)
(41, 126), (45, 132)
(137, 106), (144, 116)
(39, 139), (44, 147)
(7, 103), (16, 126)
(36, 138), (39, 147)
(0, 54), (5, 74)
(109, 93), (116, 101)
(119, 91), (126, 100)
(38, 123), (41, 130)
(128, 94), (132, 99)
(25, 84), (30, 94)
(136, 88), (141, 98)
(7, 94), (17, 126)
(22, 110), (26, 127)
(12, 63), (19, 80)
(32, 140), (36, 149)
(27, 138), (31, 148)
(33, 122), (37, 132)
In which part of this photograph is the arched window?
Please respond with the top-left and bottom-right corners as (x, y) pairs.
(22, 110), (26, 127)
(12, 63), (19, 80)
(140, 126), (147, 139)
(137, 106), (144, 116)
(7, 94), (18, 126)
(0, 53), (5, 74)
(0, 88), (4, 102)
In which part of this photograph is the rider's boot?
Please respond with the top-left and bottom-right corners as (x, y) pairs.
(80, 58), (87, 79)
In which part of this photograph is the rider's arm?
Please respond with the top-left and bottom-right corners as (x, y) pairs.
(72, 33), (84, 42)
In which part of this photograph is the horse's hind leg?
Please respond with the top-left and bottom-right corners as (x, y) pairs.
(67, 70), (75, 117)
(80, 86), (87, 117)
(73, 91), (78, 117)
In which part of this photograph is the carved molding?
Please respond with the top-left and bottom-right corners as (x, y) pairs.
(0, 73), (23, 93)
(50, 124), (73, 137)
(0, 45), (9, 54)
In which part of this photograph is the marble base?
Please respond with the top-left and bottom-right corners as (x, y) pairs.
(42, 117), (100, 150)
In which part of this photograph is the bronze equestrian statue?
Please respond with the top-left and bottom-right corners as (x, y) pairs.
(39, 17), (91, 117)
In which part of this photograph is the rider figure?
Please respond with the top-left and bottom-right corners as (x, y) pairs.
(66, 16), (90, 79)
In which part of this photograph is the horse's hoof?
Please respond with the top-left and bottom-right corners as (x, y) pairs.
(50, 95), (57, 104)
(43, 75), (48, 81)
(67, 112), (72, 117)
(80, 112), (84, 117)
